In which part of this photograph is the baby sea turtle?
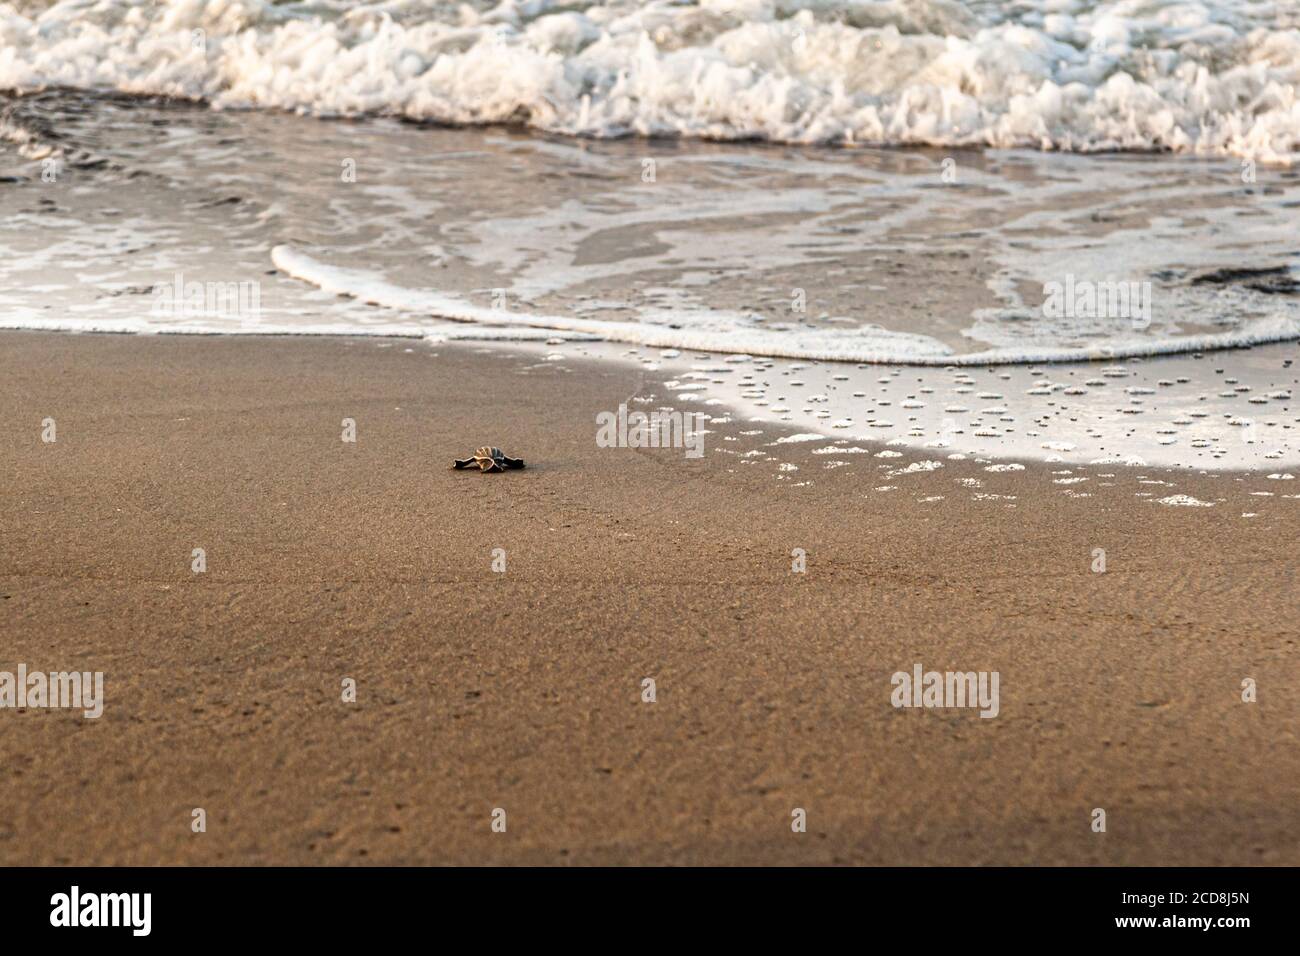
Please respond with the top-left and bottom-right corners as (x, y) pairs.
(452, 446), (526, 473)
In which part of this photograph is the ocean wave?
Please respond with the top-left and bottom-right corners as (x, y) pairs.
(2, 0), (1298, 160)
(269, 244), (1300, 364)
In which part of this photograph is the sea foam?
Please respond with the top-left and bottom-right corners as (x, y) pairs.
(271, 245), (1300, 365)
(1, 0), (1298, 160)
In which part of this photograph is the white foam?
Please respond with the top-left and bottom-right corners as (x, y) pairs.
(1, 0), (1298, 160)
(270, 245), (1300, 364)
(1156, 494), (1215, 507)
(771, 433), (827, 444)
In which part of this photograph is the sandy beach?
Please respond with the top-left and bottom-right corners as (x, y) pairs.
(2, 330), (1296, 866)
(5, 5), (1300, 936)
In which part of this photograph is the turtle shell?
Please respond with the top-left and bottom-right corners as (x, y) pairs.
(475, 447), (505, 472)
(452, 447), (525, 471)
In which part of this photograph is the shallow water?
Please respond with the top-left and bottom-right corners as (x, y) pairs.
(4, 90), (1300, 359)
(565, 339), (1300, 470)
(1, 89), (1298, 468)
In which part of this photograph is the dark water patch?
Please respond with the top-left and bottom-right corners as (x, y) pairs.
(1191, 266), (1300, 295)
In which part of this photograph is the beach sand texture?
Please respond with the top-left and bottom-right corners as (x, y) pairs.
(2, 331), (1296, 865)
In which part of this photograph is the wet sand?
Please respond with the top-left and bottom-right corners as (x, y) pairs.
(1, 330), (1297, 865)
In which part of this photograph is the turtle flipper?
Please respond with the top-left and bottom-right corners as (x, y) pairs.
(452, 457), (476, 469)
(500, 455), (525, 469)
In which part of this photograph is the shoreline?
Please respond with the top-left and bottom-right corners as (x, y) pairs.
(4, 328), (1297, 473)
(2, 330), (1296, 865)
(11, 253), (1300, 368)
